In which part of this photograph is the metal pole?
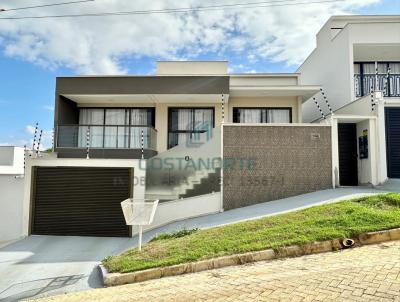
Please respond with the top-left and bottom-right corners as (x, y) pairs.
(30, 122), (38, 157)
(313, 97), (326, 120)
(320, 88), (333, 115)
(51, 128), (54, 151)
(370, 86), (375, 111)
(138, 225), (143, 251)
(221, 94), (225, 124)
(86, 127), (90, 159)
(36, 130), (43, 157)
(23, 145), (26, 174)
(141, 129), (144, 160)
(383, 67), (391, 96)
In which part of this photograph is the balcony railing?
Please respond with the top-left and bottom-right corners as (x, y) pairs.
(57, 125), (157, 150)
(355, 74), (400, 98)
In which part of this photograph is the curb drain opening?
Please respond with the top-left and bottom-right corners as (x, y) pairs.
(342, 238), (355, 248)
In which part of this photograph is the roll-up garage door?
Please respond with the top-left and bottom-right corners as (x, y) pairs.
(386, 108), (400, 178)
(31, 167), (131, 237)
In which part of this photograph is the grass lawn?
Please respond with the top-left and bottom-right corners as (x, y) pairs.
(103, 193), (400, 273)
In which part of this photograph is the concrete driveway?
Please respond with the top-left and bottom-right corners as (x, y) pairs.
(0, 180), (399, 301)
(0, 236), (138, 301)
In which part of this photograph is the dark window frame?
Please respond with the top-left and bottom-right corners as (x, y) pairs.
(78, 107), (155, 127)
(167, 107), (215, 149)
(75, 107), (155, 149)
(232, 107), (293, 123)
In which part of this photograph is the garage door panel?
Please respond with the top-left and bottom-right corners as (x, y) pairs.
(32, 167), (131, 237)
(386, 108), (400, 179)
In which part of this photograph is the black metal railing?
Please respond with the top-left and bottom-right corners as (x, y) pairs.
(56, 125), (157, 150)
(355, 74), (400, 97)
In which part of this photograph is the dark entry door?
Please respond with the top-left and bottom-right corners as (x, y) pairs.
(386, 108), (400, 178)
(338, 123), (358, 186)
(32, 167), (131, 237)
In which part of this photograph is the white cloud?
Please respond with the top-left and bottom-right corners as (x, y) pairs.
(43, 105), (54, 111)
(0, 0), (381, 74)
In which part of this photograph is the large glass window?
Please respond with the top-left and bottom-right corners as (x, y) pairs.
(233, 108), (292, 124)
(78, 108), (154, 148)
(78, 108), (104, 147)
(168, 108), (214, 149)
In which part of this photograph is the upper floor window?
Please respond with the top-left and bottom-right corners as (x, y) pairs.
(232, 108), (292, 123)
(77, 108), (155, 148)
(168, 108), (214, 149)
(354, 62), (400, 98)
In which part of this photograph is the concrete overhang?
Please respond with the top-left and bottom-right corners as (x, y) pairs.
(353, 43), (400, 61)
(333, 115), (377, 123)
(61, 93), (228, 105)
(229, 85), (321, 101)
(56, 76), (230, 96)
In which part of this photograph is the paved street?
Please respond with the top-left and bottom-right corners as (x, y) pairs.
(31, 240), (400, 302)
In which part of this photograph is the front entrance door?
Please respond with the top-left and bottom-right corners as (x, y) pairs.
(338, 123), (358, 186)
(385, 108), (400, 178)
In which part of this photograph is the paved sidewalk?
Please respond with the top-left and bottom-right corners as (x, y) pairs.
(31, 240), (400, 302)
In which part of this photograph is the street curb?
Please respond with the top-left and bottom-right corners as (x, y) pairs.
(99, 227), (400, 287)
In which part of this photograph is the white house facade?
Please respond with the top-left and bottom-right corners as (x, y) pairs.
(299, 15), (400, 187)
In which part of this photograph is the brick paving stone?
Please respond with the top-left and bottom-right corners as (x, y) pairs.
(30, 241), (400, 302)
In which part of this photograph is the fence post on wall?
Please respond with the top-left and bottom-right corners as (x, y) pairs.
(30, 122), (38, 157)
(23, 145), (26, 175)
(383, 66), (391, 97)
(320, 88), (333, 115)
(220, 93), (225, 212)
(51, 128), (55, 152)
(141, 130), (144, 160)
(221, 94), (225, 124)
(313, 97), (326, 120)
(86, 127), (90, 159)
(370, 86), (375, 112)
(36, 130), (43, 157)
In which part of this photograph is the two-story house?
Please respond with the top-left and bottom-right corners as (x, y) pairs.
(21, 61), (333, 238)
(299, 15), (400, 187)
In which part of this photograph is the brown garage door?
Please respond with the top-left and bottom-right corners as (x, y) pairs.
(31, 167), (131, 237)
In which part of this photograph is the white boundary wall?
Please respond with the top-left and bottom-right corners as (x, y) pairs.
(136, 192), (221, 235)
(0, 175), (24, 242)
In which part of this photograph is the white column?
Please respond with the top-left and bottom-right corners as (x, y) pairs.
(375, 97), (388, 184)
(331, 117), (339, 188)
(369, 118), (378, 186)
(297, 96), (303, 123)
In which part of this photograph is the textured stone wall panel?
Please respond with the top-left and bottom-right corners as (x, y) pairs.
(223, 126), (332, 210)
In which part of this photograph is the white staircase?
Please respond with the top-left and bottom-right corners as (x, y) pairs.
(145, 129), (221, 202)
(145, 167), (219, 201)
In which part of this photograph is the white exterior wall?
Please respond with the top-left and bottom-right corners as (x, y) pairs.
(299, 25), (352, 122)
(299, 18), (400, 123)
(0, 146), (24, 175)
(22, 156), (146, 237)
(0, 176), (24, 243)
(136, 193), (221, 235)
(356, 120), (372, 185)
(0, 146), (25, 243)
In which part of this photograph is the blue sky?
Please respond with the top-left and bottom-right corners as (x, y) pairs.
(0, 0), (398, 147)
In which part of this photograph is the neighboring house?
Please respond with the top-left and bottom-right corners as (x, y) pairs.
(299, 15), (400, 187)
(22, 61), (333, 238)
(0, 146), (25, 243)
